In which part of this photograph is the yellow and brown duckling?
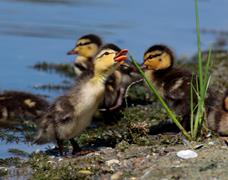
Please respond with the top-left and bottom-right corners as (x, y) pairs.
(67, 34), (102, 76)
(67, 34), (137, 111)
(142, 44), (214, 128)
(0, 91), (49, 122)
(207, 90), (228, 136)
(34, 44), (128, 156)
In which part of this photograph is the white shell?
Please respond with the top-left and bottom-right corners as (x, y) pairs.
(176, 150), (198, 159)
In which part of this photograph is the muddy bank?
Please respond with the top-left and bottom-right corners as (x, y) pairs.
(1, 136), (228, 179)
(0, 49), (228, 179)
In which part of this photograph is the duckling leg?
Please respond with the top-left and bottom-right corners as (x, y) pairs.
(56, 138), (64, 156)
(109, 88), (125, 111)
(69, 138), (81, 155)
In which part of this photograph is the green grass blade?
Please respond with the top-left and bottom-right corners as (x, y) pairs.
(129, 55), (191, 141)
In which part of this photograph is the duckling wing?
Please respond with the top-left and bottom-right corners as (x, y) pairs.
(47, 96), (75, 124)
(163, 69), (194, 101)
(165, 77), (191, 100)
(34, 96), (75, 144)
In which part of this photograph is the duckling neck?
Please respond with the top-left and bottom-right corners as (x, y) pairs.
(153, 67), (172, 79)
(91, 72), (109, 85)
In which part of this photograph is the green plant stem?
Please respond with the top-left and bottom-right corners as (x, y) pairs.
(130, 56), (192, 141)
(192, 0), (207, 140)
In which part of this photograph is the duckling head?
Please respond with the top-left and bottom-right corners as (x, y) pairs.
(223, 90), (228, 112)
(67, 34), (102, 58)
(142, 44), (174, 71)
(94, 44), (128, 78)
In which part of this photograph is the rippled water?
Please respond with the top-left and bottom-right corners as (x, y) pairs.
(0, 0), (228, 158)
(1, 0), (228, 95)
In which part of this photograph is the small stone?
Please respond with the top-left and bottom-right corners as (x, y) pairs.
(58, 158), (63, 162)
(194, 144), (204, 149)
(111, 171), (123, 180)
(206, 132), (212, 138)
(0, 167), (7, 171)
(78, 170), (93, 175)
(177, 150), (198, 159)
(105, 159), (120, 166)
(208, 141), (215, 145)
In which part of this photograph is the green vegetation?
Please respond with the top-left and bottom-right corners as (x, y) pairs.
(32, 62), (75, 79)
(129, 0), (212, 141)
(190, 0), (212, 140)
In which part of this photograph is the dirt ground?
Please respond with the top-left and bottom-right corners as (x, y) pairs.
(0, 49), (228, 180)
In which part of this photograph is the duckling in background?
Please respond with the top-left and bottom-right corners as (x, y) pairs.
(207, 90), (228, 136)
(142, 44), (214, 129)
(102, 53), (139, 111)
(67, 34), (102, 76)
(34, 44), (128, 156)
(0, 91), (49, 122)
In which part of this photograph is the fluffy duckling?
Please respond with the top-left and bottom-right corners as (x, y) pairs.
(102, 55), (138, 111)
(67, 34), (136, 111)
(207, 90), (228, 136)
(34, 44), (128, 155)
(142, 44), (211, 128)
(67, 34), (102, 76)
(0, 91), (49, 121)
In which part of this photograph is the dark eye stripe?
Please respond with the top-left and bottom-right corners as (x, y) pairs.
(76, 42), (91, 47)
(145, 52), (163, 60)
(97, 51), (114, 59)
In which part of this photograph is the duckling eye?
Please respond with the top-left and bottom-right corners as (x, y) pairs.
(104, 52), (110, 56)
(87, 46), (92, 50)
(158, 58), (162, 61)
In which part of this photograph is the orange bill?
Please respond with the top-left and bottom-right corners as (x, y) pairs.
(114, 49), (128, 62)
(67, 49), (78, 55)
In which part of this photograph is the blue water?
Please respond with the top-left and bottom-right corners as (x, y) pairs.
(0, 0), (228, 158)
(1, 0), (228, 95)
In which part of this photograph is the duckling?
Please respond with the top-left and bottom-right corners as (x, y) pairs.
(102, 54), (139, 111)
(142, 44), (213, 128)
(0, 91), (49, 122)
(34, 44), (128, 156)
(207, 90), (228, 136)
(67, 34), (102, 76)
(67, 34), (136, 112)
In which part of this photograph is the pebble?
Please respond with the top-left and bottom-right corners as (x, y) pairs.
(176, 150), (198, 159)
(78, 170), (93, 175)
(208, 141), (215, 145)
(105, 159), (120, 166)
(111, 171), (123, 180)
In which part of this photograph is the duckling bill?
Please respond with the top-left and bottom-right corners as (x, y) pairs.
(67, 34), (102, 76)
(35, 44), (128, 156)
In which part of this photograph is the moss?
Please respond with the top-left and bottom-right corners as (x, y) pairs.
(0, 157), (21, 166)
(75, 103), (171, 149)
(0, 168), (8, 177)
(32, 62), (75, 79)
(8, 148), (30, 157)
(33, 83), (71, 91)
(27, 153), (108, 179)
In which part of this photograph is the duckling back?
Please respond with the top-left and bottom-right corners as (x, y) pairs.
(35, 73), (103, 143)
(207, 90), (228, 136)
(0, 91), (49, 121)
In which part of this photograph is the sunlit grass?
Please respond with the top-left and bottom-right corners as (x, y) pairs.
(190, 0), (212, 139)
